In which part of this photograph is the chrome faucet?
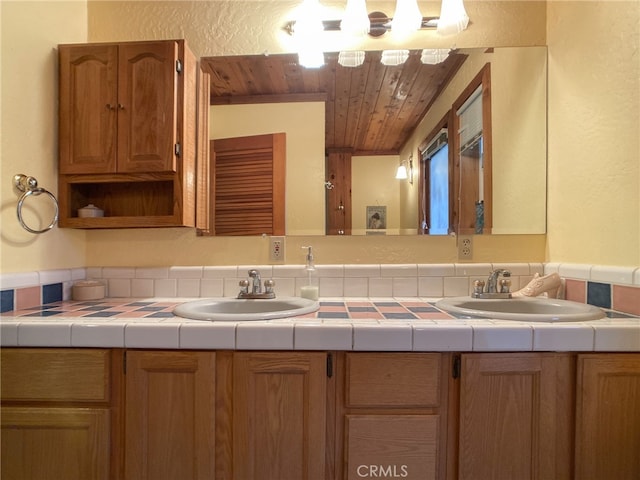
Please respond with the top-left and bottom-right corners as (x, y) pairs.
(238, 269), (276, 299)
(472, 269), (512, 298)
(249, 269), (262, 294)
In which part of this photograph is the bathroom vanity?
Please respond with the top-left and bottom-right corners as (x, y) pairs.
(2, 344), (639, 480)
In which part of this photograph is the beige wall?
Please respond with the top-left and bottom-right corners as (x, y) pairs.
(351, 155), (402, 235)
(546, 1), (639, 266)
(210, 102), (325, 235)
(6, 1), (637, 271)
(0, 1), (87, 274)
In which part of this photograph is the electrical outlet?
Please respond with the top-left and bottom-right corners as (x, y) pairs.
(269, 236), (285, 263)
(458, 235), (473, 260)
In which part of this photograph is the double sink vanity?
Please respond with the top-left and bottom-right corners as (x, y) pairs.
(2, 268), (639, 480)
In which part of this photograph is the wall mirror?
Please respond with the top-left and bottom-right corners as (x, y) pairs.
(202, 45), (547, 236)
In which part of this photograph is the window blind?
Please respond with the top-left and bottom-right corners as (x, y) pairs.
(457, 85), (482, 152)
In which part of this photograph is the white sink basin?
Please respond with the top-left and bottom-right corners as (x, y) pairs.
(173, 296), (319, 321)
(435, 296), (606, 322)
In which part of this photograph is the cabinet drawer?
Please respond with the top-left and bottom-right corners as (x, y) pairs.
(345, 414), (438, 480)
(1, 348), (111, 402)
(346, 353), (441, 408)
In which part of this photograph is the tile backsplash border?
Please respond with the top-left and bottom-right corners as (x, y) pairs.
(1, 263), (639, 316)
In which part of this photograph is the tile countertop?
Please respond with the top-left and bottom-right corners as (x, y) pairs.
(1, 298), (639, 352)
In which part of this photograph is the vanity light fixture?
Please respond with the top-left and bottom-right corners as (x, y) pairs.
(421, 48), (451, 64)
(381, 49), (410, 66)
(340, 0), (370, 36)
(391, 0), (424, 37)
(285, 0), (470, 38)
(294, 0), (326, 68)
(395, 156), (414, 184)
(286, 0), (470, 68)
(437, 0), (469, 36)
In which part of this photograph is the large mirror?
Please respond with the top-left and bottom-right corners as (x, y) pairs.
(203, 46), (547, 236)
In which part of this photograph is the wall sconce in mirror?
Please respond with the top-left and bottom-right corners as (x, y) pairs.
(395, 157), (414, 184)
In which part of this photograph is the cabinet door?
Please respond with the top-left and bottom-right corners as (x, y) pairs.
(118, 42), (178, 173)
(124, 350), (216, 480)
(1, 407), (110, 480)
(458, 353), (573, 480)
(232, 352), (327, 480)
(345, 414), (438, 480)
(575, 353), (640, 480)
(59, 44), (118, 174)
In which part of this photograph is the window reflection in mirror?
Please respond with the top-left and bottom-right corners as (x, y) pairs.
(451, 63), (492, 235)
(205, 47), (547, 236)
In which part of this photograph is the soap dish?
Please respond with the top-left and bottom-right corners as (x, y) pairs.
(72, 280), (106, 301)
(78, 204), (104, 218)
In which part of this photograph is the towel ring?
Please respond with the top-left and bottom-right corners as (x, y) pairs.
(14, 174), (59, 234)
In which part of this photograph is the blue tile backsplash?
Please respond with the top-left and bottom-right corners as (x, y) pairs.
(42, 283), (63, 304)
(587, 282), (612, 309)
(1, 290), (14, 313)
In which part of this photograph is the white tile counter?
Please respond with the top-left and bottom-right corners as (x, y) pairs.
(1, 297), (638, 352)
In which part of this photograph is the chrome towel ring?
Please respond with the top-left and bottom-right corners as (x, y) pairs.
(14, 174), (59, 234)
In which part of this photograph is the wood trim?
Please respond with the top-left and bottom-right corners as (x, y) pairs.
(325, 152), (352, 235)
(210, 92), (327, 105)
(196, 67), (212, 234)
(451, 63), (492, 235)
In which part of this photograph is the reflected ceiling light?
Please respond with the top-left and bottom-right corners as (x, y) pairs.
(391, 0), (423, 36)
(421, 48), (451, 64)
(338, 50), (366, 67)
(294, 0), (326, 68)
(298, 48), (325, 68)
(340, 0), (370, 36)
(437, 0), (469, 36)
(381, 49), (409, 66)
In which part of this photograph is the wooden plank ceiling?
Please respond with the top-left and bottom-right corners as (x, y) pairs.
(201, 50), (466, 155)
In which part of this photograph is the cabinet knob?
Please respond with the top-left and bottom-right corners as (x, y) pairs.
(106, 104), (116, 110)
(118, 104), (125, 110)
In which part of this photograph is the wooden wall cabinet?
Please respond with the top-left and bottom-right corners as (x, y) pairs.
(58, 40), (198, 228)
(0, 348), (122, 480)
(336, 353), (452, 480)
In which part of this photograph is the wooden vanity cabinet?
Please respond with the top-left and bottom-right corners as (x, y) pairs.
(214, 351), (330, 480)
(0, 348), (123, 480)
(58, 40), (198, 228)
(336, 353), (453, 480)
(575, 353), (640, 479)
(457, 353), (574, 480)
(123, 350), (216, 480)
